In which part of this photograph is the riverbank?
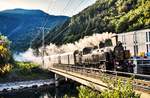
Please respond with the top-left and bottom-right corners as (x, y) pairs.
(0, 62), (54, 83)
(0, 61), (79, 98)
(0, 79), (79, 98)
(0, 61), (57, 96)
(0, 79), (54, 94)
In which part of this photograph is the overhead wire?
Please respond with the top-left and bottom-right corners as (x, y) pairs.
(50, 25), (71, 42)
(49, 0), (88, 43)
(6, 0), (56, 48)
(42, 0), (56, 27)
(31, 0), (90, 49)
(50, 0), (91, 42)
(72, 0), (86, 15)
(62, 0), (73, 14)
(30, 0), (57, 48)
(43, 0), (74, 43)
(30, 0), (75, 48)
(80, 0), (95, 39)
(42, 0), (75, 43)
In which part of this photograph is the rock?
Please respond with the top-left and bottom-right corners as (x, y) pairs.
(2, 89), (8, 92)
(32, 85), (38, 89)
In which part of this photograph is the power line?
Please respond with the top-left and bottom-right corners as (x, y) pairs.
(75, 0), (98, 39)
(42, 0), (56, 27)
(70, 0), (92, 39)
(28, 0), (92, 67)
(42, 0), (74, 66)
(31, 0), (88, 49)
(49, 0), (88, 43)
(62, 0), (73, 14)
(33, 0), (74, 67)
(30, 0), (57, 48)
(30, 0), (94, 52)
(50, 25), (70, 42)
(78, 0), (95, 39)
(37, 0), (74, 44)
(30, 0), (57, 67)
(73, 0), (86, 13)
(81, 16), (92, 39)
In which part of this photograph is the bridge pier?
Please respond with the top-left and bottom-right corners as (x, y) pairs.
(54, 74), (68, 98)
(54, 74), (67, 87)
(54, 74), (59, 87)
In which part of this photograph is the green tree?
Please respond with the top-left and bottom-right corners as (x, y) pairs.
(0, 35), (12, 75)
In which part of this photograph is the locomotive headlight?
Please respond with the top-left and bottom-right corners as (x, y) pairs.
(115, 62), (119, 65)
(117, 66), (121, 69)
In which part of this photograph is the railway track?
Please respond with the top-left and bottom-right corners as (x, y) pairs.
(53, 64), (150, 93)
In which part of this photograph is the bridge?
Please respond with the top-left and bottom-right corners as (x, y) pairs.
(47, 64), (150, 98)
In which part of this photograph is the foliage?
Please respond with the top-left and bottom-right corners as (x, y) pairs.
(33, 0), (150, 48)
(14, 61), (39, 75)
(77, 78), (140, 98)
(0, 34), (12, 75)
(0, 64), (12, 75)
(0, 61), (53, 82)
(15, 62), (39, 69)
(77, 86), (102, 98)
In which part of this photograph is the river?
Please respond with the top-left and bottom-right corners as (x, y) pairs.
(0, 80), (79, 98)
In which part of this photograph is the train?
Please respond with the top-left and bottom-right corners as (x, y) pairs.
(43, 35), (135, 73)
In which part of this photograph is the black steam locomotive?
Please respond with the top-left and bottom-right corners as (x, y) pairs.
(73, 38), (134, 72)
(44, 35), (134, 73)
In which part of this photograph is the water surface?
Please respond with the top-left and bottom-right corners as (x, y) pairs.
(0, 81), (78, 98)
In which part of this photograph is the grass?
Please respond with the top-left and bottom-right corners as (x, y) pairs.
(0, 61), (54, 83)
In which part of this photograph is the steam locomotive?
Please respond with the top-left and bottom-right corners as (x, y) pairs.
(44, 35), (134, 73)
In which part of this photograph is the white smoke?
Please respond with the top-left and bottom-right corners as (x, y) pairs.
(14, 32), (116, 67)
(14, 48), (42, 64)
(42, 32), (116, 55)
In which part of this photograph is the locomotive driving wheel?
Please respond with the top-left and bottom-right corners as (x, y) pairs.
(99, 63), (106, 71)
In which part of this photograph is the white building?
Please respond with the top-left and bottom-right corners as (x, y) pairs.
(117, 29), (150, 56)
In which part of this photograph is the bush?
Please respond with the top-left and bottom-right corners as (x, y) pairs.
(15, 62), (39, 75)
(0, 35), (12, 75)
(77, 78), (140, 98)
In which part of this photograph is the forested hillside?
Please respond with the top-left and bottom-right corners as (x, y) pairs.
(32, 0), (150, 49)
(0, 9), (68, 52)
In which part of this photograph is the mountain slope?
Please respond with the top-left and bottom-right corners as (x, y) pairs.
(0, 9), (69, 52)
(33, 0), (150, 48)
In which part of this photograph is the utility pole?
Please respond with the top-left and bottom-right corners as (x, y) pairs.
(36, 27), (51, 67)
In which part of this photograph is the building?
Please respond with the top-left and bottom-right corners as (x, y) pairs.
(117, 29), (150, 56)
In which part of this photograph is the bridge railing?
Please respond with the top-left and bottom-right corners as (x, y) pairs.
(52, 64), (150, 92)
(52, 64), (150, 80)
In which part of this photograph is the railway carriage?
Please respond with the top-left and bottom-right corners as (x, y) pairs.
(59, 52), (75, 65)
(49, 54), (60, 64)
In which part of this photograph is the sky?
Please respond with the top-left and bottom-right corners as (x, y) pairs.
(0, 0), (97, 16)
